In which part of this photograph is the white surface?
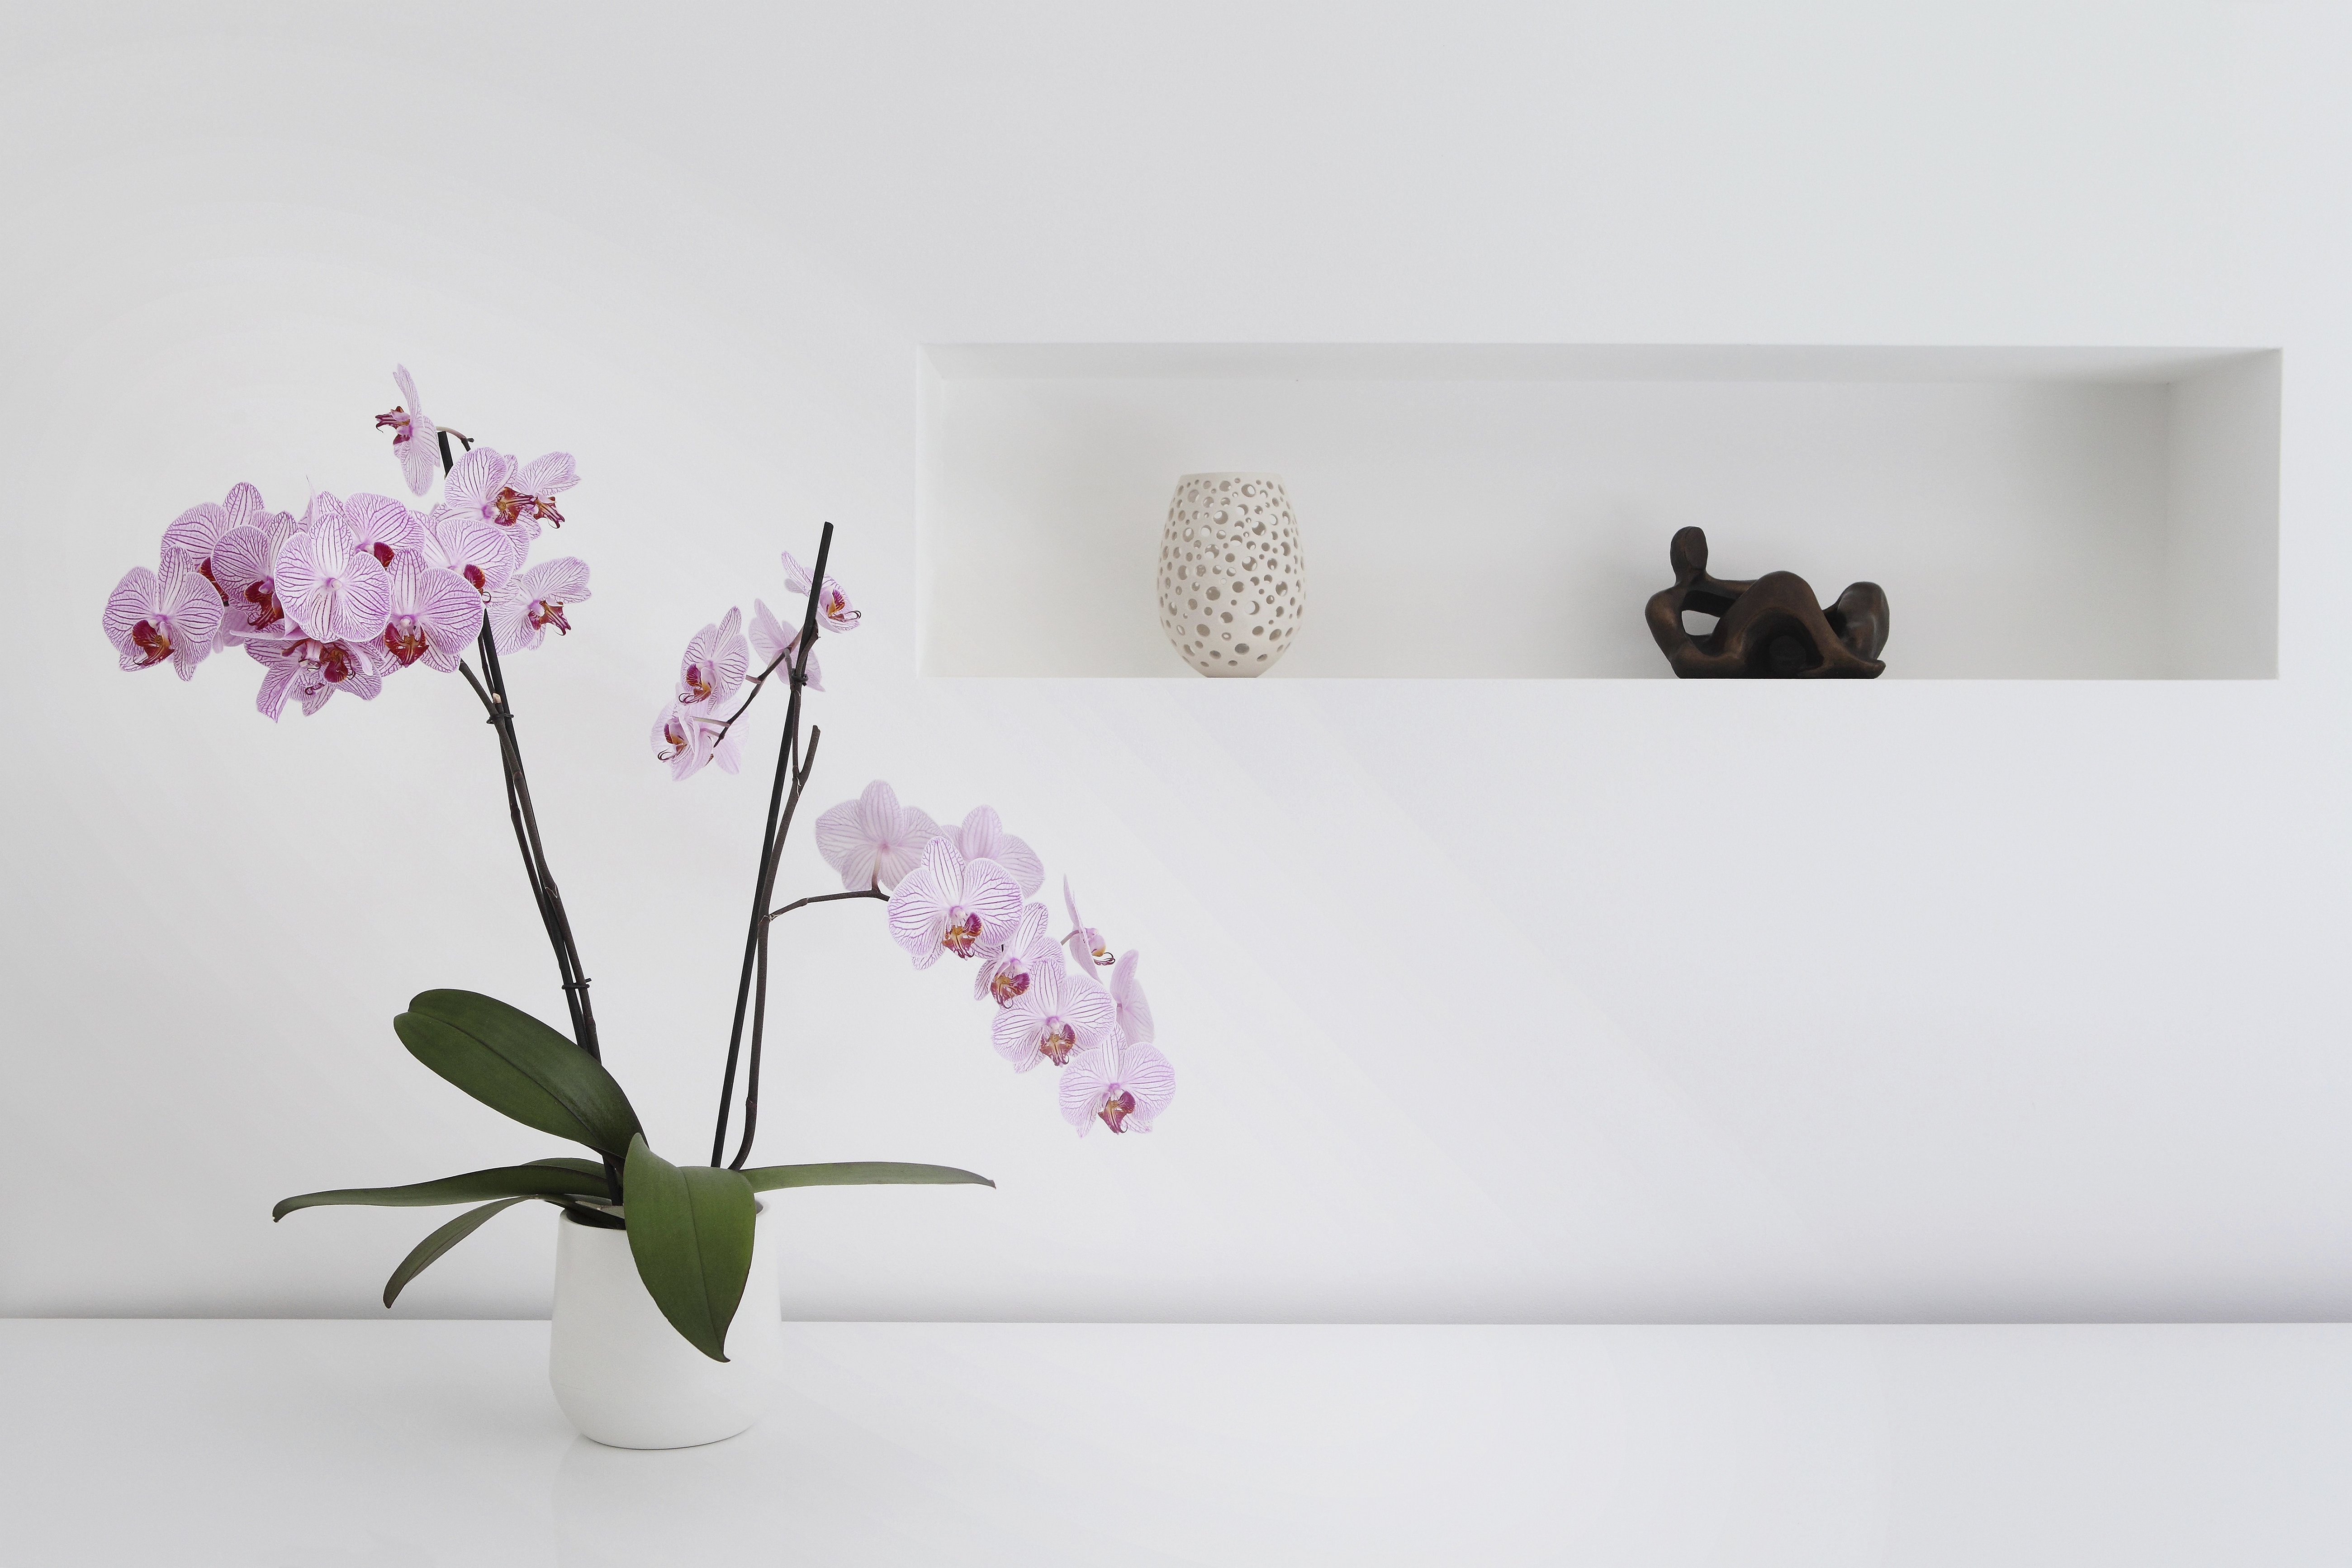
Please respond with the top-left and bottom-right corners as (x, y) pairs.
(919, 344), (2279, 678)
(549, 1204), (783, 1449)
(4, 5), (2352, 1326)
(3, 1320), (2349, 1567)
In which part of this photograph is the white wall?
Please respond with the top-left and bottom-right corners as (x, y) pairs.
(4, 2), (2350, 1323)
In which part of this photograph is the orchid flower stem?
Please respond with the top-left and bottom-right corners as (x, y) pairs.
(442, 437), (620, 1206)
(711, 522), (834, 1167)
(764, 888), (889, 925)
(725, 727), (837, 1171)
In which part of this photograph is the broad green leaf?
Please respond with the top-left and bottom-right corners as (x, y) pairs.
(530, 1156), (612, 1183)
(740, 1161), (994, 1193)
(624, 1136), (756, 1363)
(394, 990), (642, 1159)
(383, 1197), (532, 1308)
(274, 1161), (610, 1222)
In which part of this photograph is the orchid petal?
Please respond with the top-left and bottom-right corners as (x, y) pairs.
(1115, 1039), (1176, 1124)
(1055, 970), (1117, 1042)
(958, 859), (1024, 943)
(1108, 950), (1155, 1045)
(957, 806), (1044, 896)
(444, 447), (514, 514)
(222, 483), (265, 529)
(515, 452), (577, 497)
(873, 807), (941, 890)
(211, 525), (272, 595)
(161, 502), (227, 560)
(522, 556), (593, 602)
(417, 568), (484, 668)
(748, 598), (791, 668)
(103, 567), (156, 652)
(255, 659), (296, 720)
(398, 436), (440, 497)
(811, 799), (880, 889)
(1060, 1046), (1112, 1135)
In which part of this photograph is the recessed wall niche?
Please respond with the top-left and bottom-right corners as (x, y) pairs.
(915, 345), (2280, 679)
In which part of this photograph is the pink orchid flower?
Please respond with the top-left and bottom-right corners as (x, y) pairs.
(275, 505), (391, 645)
(992, 962), (1115, 1071)
(104, 551), (223, 679)
(160, 482), (267, 604)
(781, 550), (860, 634)
(249, 634), (384, 719)
(379, 556), (484, 671)
(505, 453), (578, 531)
(886, 837), (1022, 969)
(1062, 876), (1114, 969)
(651, 701), (741, 781)
(748, 598), (821, 691)
(425, 511), (521, 602)
(1106, 949), (1155, 1045)
(676, 608), (749, 707)
(437, 447), (574, 543)
(974, 901), (1065, 1006)
(437, 448), (522, 538)
(376, 365), (441, 497)
(1060, 1033), (1176, 1136)
(342, 493), (427, 568)
(209, 513), (307, 646)
(814, 780), (940, 892)
(949, 805), (1043, 897)
(492, 558), (593, 654)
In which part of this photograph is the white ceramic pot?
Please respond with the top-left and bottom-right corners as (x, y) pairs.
(548, 1201), (784, 1449)
(1158, 473), (1305, 677)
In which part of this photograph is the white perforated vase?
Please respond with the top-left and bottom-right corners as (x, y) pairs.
(1158, 473), (1305, 677)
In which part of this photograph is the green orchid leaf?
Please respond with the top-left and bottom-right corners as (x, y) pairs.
(382, 1197), (533, 1308)
(394, 990), (642, 1159)
(530, 1156), (612, 1183)
(740, 1162), (995, 1193)
(623, 1136), (757, 1363)
(274, 1161), (611, 1222)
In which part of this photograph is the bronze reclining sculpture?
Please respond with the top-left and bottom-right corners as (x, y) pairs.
(1644, 526), (1889, 678)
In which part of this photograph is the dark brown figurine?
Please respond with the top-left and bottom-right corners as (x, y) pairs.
(1644, 527), (1889, 678)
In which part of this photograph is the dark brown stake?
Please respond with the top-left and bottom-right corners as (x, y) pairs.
(1644, 527), (1889, 678)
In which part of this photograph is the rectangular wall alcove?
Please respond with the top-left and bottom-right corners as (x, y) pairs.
(916, 345), (2280, 679)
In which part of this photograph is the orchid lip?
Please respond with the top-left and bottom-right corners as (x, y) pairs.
(129, 618), (172, 667)
(940, 910), (983, 957)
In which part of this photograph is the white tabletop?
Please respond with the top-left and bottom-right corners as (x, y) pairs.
(3, 1321), (2347, 1566)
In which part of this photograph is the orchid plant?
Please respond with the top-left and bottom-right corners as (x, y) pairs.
(103, 368), (1175, 1361)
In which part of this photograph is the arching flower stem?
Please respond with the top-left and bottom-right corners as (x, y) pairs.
(441, 433), (617, 1205)
(711, 522), (835, 1168)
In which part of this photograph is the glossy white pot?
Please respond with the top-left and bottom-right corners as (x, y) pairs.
(548, 1201), (784, 1449)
